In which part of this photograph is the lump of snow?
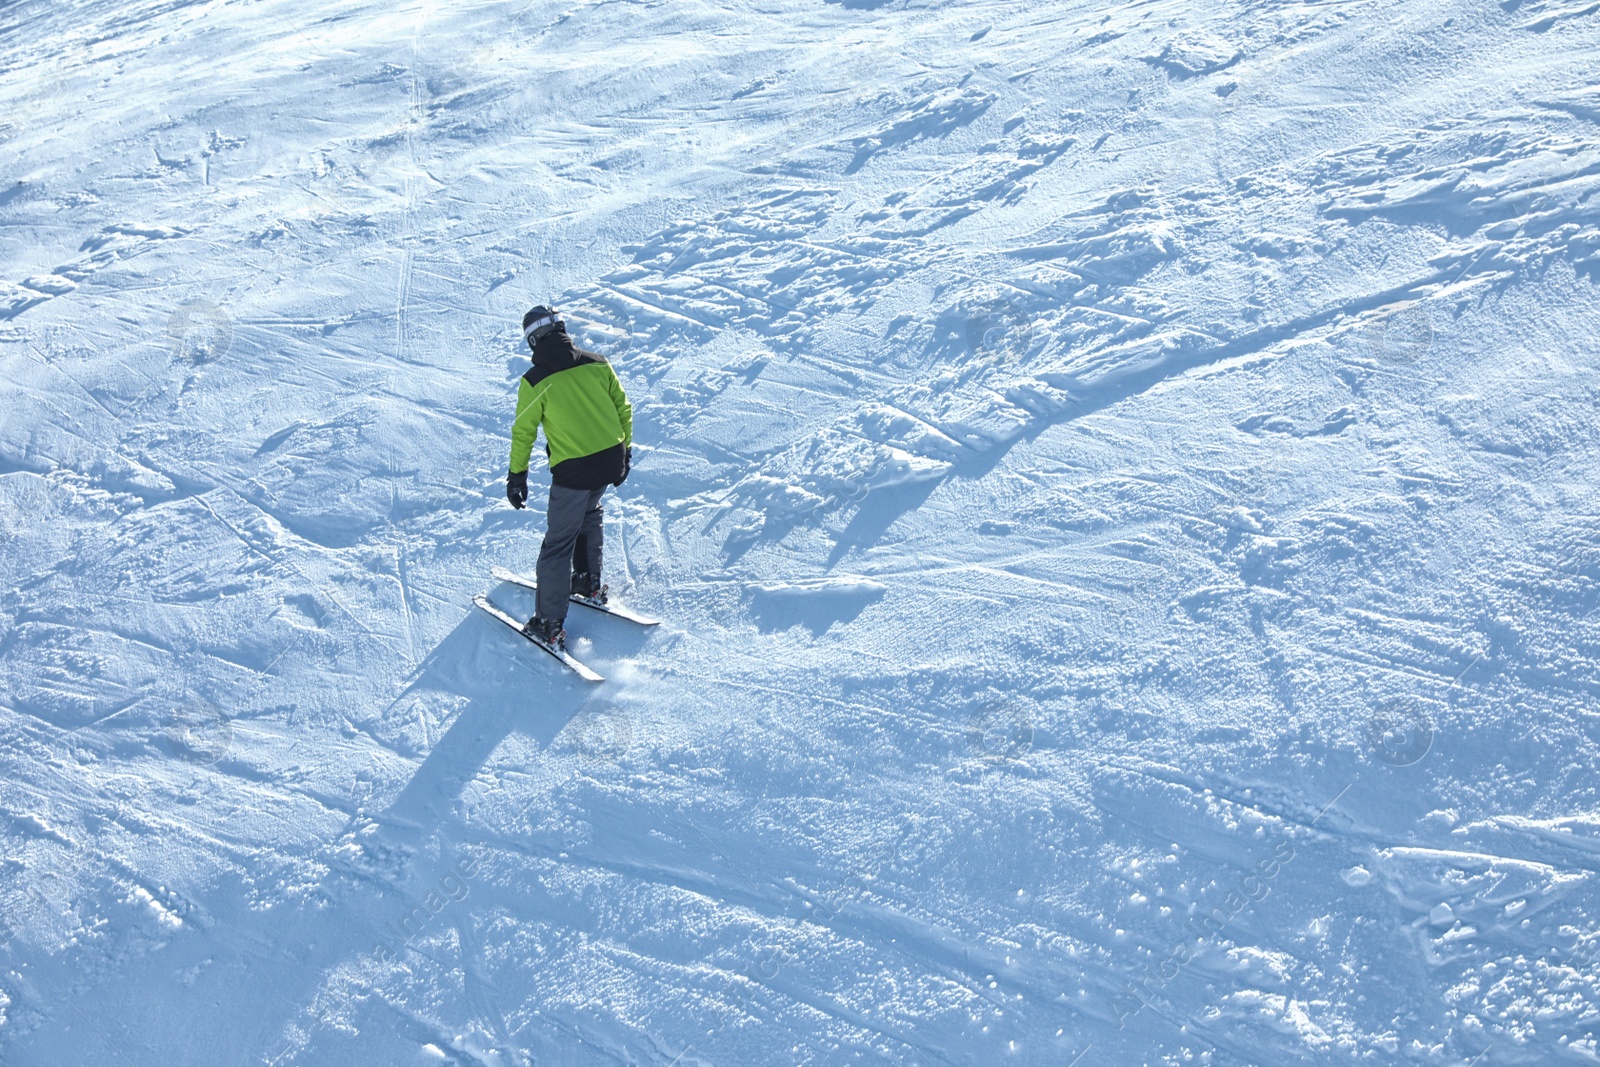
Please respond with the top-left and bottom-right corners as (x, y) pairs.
(0, 281), (49, 316)
(865, 446), (949, 491)
(1241, 233), (1311, 258)
(1219, 506), (1268, 533)
(20, 274), (76, 295)
(849, 87), (998, 172)
(1422, 809), (1459, 829)
(748, 577), (888, 635)
(732, 474), (828, 519)
(1149, 31), (1241, 77)
(106, 222), (189, 240)
(753, 576), (887, 600)
(131, 886), (183, 930)
(1342, 866), (1372, 887)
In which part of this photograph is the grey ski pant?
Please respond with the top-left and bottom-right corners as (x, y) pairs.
(537, 483), (605, 622)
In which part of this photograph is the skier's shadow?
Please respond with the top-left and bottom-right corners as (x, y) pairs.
(380, 593), (654, 836)
(25, 602), (661, 1066)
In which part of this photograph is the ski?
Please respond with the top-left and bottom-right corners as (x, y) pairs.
(473, 594), (604, 682)
(491, 566), (660, 626)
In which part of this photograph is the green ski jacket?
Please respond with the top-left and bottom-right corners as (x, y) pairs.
(510, 331), (633, 490)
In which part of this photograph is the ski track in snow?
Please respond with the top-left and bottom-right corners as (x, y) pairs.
(1, 0), (1599, 1063)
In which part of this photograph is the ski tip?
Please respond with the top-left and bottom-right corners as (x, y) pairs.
(475, 594), (605, 682)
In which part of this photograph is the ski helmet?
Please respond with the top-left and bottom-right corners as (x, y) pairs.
(522, 305), (564, 347)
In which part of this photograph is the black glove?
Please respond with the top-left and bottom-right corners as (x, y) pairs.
(613, 446), (632, 487)
(506, 469), (528, 509)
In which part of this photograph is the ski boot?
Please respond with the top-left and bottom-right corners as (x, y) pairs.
(570, 571), (608, 605)
(521, 615), (566, 650)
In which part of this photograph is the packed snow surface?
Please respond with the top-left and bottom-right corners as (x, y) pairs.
(2, 0), (1599, 1063)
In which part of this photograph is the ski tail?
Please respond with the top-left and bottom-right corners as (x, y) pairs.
(491, 566), (660, 626)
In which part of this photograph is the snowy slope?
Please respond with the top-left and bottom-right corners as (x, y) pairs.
(2, 0), (1599, 1063)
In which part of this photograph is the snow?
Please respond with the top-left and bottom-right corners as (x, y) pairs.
(1, 0), (1598, 1063)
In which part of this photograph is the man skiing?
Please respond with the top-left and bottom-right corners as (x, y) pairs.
(505, 305), (633, 650)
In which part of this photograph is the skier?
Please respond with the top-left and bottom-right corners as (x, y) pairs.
(505, 305), (633, 650)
